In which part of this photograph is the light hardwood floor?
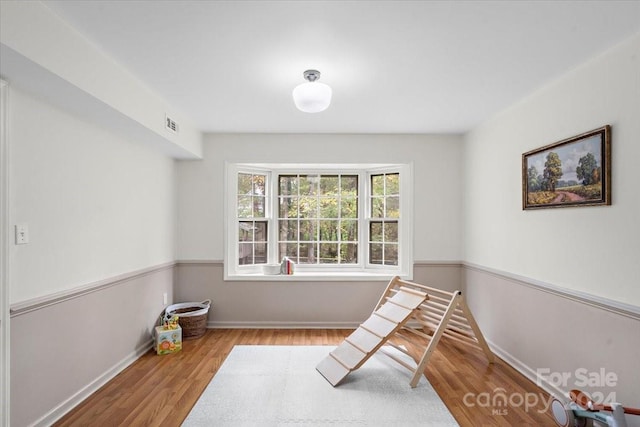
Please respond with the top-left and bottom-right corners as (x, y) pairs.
(55, 329), (557, 426)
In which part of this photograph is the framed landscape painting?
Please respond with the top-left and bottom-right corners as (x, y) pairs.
(522, 125), (611, 210)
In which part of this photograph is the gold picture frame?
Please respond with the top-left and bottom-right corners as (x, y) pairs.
(522, 125), (611, 210)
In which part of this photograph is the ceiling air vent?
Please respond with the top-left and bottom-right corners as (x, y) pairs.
(165, 114), (179, 134)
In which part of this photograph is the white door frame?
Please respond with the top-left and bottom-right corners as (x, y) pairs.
(1, 78), (11, 427)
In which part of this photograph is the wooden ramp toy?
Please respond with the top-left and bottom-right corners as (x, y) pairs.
(316, 276), (494, 388)
(316, 283), (428, 386)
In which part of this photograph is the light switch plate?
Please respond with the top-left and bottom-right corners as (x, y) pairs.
(15, 224), (29, 244)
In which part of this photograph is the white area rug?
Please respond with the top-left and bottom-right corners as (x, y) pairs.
(182, 345), (458, 426)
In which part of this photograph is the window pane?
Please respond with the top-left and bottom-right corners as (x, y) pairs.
(319, 197), (338, 218)
(299, 175), (318, 196)
(320, 175), (339, 195)
(341, 175), (358, 193)
(371, 197), (384, 218)
(319, 220), (338, 241)
(384, 244), (398, 265)
(340, 243), (358, 264)
(369, 243), (383, 264)
(371, 174), (384, 196)
(386, 196), (399, 218)
(384, 222), (398, 243)
(299, 220), (317, 241)
(279, 175), (297, 196)
(386, 173), (400, 195)
(239, 242), (253, 265)
(370, 221), (383, 242)
(238, 173), (252, 195)
(238, 221), (268, 265)
(253, 196), (265, 218)
(341, 220), (358, 241)
(254, 242), (267, 264)
(279, 220), (298, 241)
(254, 221), (267, 242)
(368, 172), (401, 266)
(239, 222), (253, 241)
(279, 197), (297, 218)
(298, 243), (316, 264)
(276, 173), (361, 266)
(238, 173), (267, 220)
(299, 197), (318, 218)
(238, 196), (252, 217)
(279, 242), (298, 262)
(319, 243), (339, 263)
(252, 175), (265, 196)
(341, 197), (357, 218)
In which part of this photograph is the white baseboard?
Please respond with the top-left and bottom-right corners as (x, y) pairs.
(31, 339), (153, 427)
(486, 339), (640, 427)
(208, 321), (359, 329)
(487, 338), (566, 401)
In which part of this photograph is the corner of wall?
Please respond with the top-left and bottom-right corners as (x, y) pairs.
(1, 1), (203, 159)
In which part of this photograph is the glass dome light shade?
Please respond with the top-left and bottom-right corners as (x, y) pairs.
(292, 81), (332, 113)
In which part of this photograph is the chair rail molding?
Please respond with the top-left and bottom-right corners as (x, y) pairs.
(463, 262), (640, 320)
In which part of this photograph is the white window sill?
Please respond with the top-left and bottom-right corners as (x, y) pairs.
(225, 271), (410, 282)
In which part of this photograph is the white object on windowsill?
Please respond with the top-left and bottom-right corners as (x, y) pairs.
(262, 264), (281, 275)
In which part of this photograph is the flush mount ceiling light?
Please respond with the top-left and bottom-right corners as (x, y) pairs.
(292, 69), (332, 113)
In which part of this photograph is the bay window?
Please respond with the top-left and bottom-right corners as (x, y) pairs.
(225, 163), (412, 280)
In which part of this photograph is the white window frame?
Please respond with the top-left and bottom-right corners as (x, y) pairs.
(224, 163), (413, 281)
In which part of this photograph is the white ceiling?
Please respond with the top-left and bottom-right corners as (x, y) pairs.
(42, 0), (640, 134)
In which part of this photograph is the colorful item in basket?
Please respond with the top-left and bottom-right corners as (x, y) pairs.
(163, 314), (179, 330)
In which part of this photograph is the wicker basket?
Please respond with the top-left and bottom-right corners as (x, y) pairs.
(165, 299), (211, 339)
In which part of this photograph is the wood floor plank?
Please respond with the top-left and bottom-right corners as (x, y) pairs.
(54, 328), (556, 426)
